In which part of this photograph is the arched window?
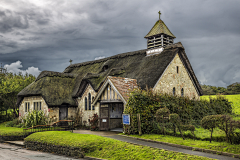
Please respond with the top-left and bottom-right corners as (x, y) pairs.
(173, 87), (175, 96)
(88, 93), (91, 110)
(177, 66), (179, 73)
(85, 97), (87, 110)
(92, 96), (95, 110)
(181, 88), (184, 97)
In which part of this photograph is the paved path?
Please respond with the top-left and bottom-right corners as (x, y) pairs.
(0, 143), (83, 160)
(73, 130), (239, 160)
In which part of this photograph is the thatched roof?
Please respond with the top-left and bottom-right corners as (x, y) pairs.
(66, 42), (203, 98)
(17, 71), (77, 107)
(17, 42), (203, 107)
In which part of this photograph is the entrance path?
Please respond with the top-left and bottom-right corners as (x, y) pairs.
(73, 130), (239, 160)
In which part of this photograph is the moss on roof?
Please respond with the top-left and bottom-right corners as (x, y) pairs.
(17, 71), (77, 107)
(17, 42), (203, 107)
(144, 20), (176, 38)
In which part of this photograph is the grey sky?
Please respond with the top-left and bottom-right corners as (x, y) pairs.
(0, 0), (239, 87)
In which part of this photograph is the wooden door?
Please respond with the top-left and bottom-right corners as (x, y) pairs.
(100, 105), (109, 130)
(59, 106), (68, 120)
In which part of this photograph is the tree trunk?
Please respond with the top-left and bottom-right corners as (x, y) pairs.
(210, 128), (213, 143)
(178, 126), (185, 140)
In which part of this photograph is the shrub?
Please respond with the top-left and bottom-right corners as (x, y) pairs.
(23, 110), (48, 128)
(201, 115), (240, 144)
(201, 115), (221, 143)
(5, 118), (20, 127)
(124, 88), (232, 134)
(89, 113), (99, 131)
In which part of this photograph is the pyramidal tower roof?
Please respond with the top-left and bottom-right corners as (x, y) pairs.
(144, 19), (176, 38)
(145, 11), (175, 38)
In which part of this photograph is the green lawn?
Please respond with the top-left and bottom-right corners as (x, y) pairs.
(129, 134), (240, 155)
(0, 123), (26, 136)
(25, 131), (214, 160)
(0, 122), (63, 136)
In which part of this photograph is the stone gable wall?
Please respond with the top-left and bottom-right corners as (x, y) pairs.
(77, 84), (97, 126)
(19, 96), (49, 120)
(154, 53), (200, 100)
(19, 96), (61, 124)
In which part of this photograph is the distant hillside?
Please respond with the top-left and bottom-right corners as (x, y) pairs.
(201, 82), (240, 95)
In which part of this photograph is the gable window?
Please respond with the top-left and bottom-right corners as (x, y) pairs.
(181, 88), (184, 97)
(85, 97), (87, 110)
(34, 102), (41, 110)
(88, 93), (91, 110)
(92, 96), (95, 110)
(25, 102), (30, 112)
(173, 87), (175, 96)
(177, 66), (179, 73)
(103, 65), (108, 72)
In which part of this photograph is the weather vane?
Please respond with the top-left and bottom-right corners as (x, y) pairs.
(69, 59), (73, 65)
(158, 11), (161, 20)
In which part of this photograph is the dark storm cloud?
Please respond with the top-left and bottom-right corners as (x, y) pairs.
(0, 9), (29, 33)
(0, 0), (239, 87)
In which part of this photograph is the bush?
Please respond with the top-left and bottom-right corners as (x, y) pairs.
(201, 115), (240, 144)
(23, 110), (48, 128)
(5, 118), (20, 127)
(124, 88), (232, 134)
(89, 113), (99, 131)
(201, 115), (221, 143)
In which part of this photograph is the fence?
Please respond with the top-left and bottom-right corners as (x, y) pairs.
(23, 120), (74, 138)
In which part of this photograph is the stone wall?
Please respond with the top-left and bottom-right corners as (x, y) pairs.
(25, 141), (84, 158)
(19, 96), (49, 120)
(77, 84), (98, 126)
(48, 107), (59, 123)
(68, 107), (77, 119)
(154, 53), (200, 100)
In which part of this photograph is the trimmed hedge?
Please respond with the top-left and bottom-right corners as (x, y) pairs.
(25, 141), (84, 158)
(124, 88), (232, 134)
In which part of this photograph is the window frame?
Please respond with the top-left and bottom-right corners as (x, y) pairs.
(92, 96), (95, 110)
(88, 93), (91, 110)
(85, 97), (88, 110)
(25, 102), (30, 112)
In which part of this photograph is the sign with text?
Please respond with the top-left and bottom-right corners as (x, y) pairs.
(122, 114), (130, 125)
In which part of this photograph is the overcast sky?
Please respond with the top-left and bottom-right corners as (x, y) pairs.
(0, 0), (239, 87)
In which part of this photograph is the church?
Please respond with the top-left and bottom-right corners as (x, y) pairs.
(17, 12), (203, 130)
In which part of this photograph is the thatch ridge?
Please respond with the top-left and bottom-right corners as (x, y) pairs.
(63, 49), (147, 73)
(35, 71), (77, 82)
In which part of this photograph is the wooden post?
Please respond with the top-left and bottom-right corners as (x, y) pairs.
(137, 113), (142, 136)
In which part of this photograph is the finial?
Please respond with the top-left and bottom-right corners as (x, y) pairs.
(69, 59), (73, 65)
(158, 11), (161, 20)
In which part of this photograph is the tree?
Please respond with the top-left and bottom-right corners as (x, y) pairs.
(0, 72), (36, 118)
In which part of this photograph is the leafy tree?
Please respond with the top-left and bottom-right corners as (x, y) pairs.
(0, 72), (36, 118)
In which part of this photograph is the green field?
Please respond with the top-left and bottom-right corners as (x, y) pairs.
(201, 94), (240, 115)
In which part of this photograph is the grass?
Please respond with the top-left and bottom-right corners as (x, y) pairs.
(25, 131), (214, 160)
(0, 122), (63, 136)
(0, 123), (27, 136)
(129, 134), (240, 155)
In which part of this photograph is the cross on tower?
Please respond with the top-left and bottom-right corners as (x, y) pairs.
(158, 11), (161, 20)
